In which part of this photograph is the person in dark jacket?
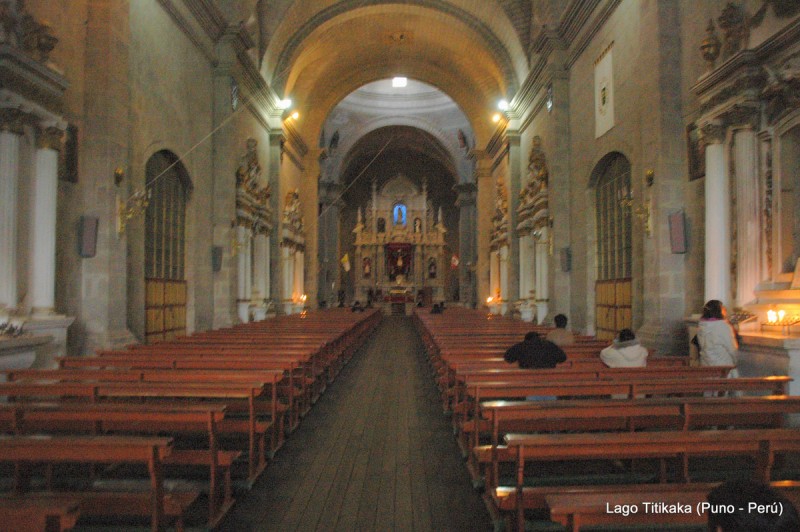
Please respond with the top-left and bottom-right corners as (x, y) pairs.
(504, 332), (566, 369)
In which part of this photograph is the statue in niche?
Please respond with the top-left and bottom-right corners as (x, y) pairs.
(377, 218), (386, 233)
(363, 257), (371, 278)
(528, 135), (549, 191)
(393, 203), (407, 226)
(283, 189), (304, 233)
(237, 138), (262, 188)
(428, 258), (437, 279)
(717, 2), (749, 60)
(413, 218), (421, 233)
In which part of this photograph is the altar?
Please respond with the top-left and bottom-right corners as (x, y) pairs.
(351, 175), (448, 313)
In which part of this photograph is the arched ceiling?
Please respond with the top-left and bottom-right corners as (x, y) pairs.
(257, 1), (532, 146)
(339, 126), (457, 210)
(323, 79), (473, 182)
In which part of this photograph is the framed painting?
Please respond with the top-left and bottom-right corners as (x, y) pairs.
(686, 123), (705, 181)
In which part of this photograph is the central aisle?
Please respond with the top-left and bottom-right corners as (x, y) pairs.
(220, 315), (491, 531)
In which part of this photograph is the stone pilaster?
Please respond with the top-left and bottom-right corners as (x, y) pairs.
(80, 0), (135, 352)
(454, 182), (476, 306)
(236, 225), (252, 323)
(474, 152), (493, 306)
(702, 121), (730, 305)
(506, 132), (521, 302)
(268, 131), (284, 313)
(0, 108), (24, 311)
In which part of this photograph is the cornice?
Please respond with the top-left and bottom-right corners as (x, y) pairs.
(0, 45), (69, 116)
(693, 17), (800, 98)
(156, 0), (217, 63)
(566, 0), (621, 69)
(185, 0), (227, 42)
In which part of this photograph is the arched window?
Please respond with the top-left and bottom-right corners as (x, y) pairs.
(594, 153), (632, 340)
(144, 151), (190, 342)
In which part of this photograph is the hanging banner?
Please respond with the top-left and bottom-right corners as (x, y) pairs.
(594, 42), (614, 138)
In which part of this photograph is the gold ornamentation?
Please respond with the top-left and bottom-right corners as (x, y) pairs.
(116, 188), (151, 235)
(620, 196), (651, 238)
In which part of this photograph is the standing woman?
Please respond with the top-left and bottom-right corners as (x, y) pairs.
(697, 299), (739, 378)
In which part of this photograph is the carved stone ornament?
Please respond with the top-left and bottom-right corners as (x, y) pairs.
(490, 177), (509, 249)
(700, 19), (721, 69)
(699, 122), (726, 146)
(283, 188), (304, 236)
(235, 138), (273, 235)
(35, 125), (62, 151)
(718, 2), (750, 60)
(723, 104), (760, 130)
(751, 0), (800, 28)
(761, 54), (800, 125)
(0, 0), (58, 62)
(517, 136), (550, 234)
(0, 107), (25, 135)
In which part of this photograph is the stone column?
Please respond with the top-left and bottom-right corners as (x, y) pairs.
(732, 122), (760, 307)
(702, 122), (730, 305)
(318, 181), (343, 306)
(507, 132), (522, 302)
(489, 250), (499, 300)
(0, 109), (23, 311)
(251, 232), (268, 303)
(518, 232), (531, 300)
(236, 226), (252, 323)
(499, 245), (509, 314)
(281, 245), (294, 314)
(29, 127), (63, 316)
(454, 182), (477, 306)
(268, 132), (284, 313)
(294, 249), (305, 312)
(474, 153), (494, 305)
(535, 228), (550, 324)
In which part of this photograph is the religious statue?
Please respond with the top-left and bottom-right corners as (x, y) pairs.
(527, 135), (549, 191)
(363, 257), (371, 278)
(283, 189), (304, 234)
(413, 218), (421, 233)
(428, 258), (437, 279)
(393, 203), (407, 226)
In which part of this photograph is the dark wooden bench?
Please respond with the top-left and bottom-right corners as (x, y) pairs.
(503, 429), (800, 532)
(0, 434), (179, 532)
(0, 493), (82, 532)
(0, 401), (234, 527)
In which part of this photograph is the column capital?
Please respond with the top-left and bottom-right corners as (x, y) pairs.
(723, 104), (760, 131)
(0, 108), (26, 135)
(453, 182), (477, 207)
(35, 125), (63, 151)
(699, 121), (726, 145)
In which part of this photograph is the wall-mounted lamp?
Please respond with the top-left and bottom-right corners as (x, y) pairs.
(497, 99), (509, 111)
(645, 169), (655, 187)
(491, 112), (503, 123)
(278, 98), (292, 110)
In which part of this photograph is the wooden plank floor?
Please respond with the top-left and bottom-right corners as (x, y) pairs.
(218, 316), (491, 531)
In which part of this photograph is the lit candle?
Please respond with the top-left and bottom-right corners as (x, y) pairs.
(767, 310), (777, 323)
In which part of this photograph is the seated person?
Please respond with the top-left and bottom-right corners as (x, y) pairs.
(430, 303), (443, 314)
(351, 300), (365, 312)
(707, 479), (799, 531)
(599, 328), (648, 367)
(545, 313), (575, 346)
(504, 331), (566, 369)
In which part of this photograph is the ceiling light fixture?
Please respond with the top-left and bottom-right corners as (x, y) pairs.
(492, 113), (502, 123)
(498, 99), (509, 111)
(278, 98), (293, 109)
(392, 77), (407, 88)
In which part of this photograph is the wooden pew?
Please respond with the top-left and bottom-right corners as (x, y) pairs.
(0, 494), (82, 532)
(0, 434), (175, 532)
(503, 429), (800, 532)
(0, 401), (234, 527)
(543, 481), (800, 532)
(0, 380), (272, 483)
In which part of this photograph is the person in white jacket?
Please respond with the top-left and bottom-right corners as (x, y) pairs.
(696, 299), (739, 378)
(600, 328), (648, 367)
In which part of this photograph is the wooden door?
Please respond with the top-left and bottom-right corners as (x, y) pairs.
(595, 278), (631, 341)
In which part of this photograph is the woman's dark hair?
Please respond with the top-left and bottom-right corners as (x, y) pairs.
(617, 328), (636, 342)
(702, 299), (724, 319)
